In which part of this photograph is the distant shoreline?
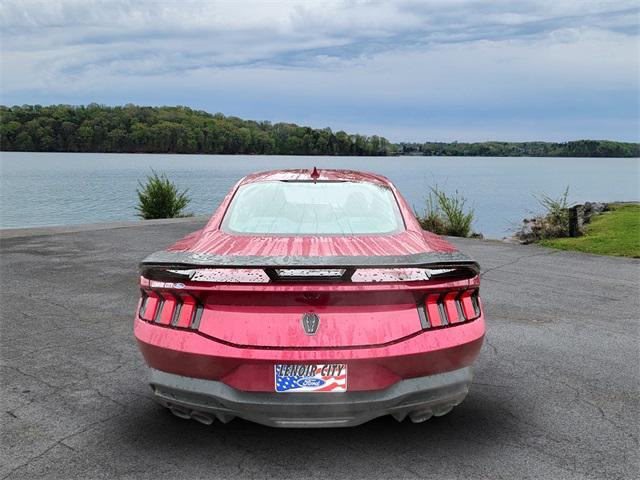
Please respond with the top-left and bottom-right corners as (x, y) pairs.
(2, 104), (639, 158)
(1, 151), (639, 159)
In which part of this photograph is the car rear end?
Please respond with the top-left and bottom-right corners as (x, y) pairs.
(134, 170), (485, 427)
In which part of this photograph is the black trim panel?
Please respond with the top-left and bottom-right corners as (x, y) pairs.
(417, 304), (429, 329)
(141, 250), (478, 270)
(140, 251), (480, 283)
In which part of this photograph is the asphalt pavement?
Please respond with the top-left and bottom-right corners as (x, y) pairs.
(1, 218), (638, 479)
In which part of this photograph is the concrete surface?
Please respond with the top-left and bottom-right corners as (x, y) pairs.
(1, 219), (638, 479)
(0, 216), (209, 240)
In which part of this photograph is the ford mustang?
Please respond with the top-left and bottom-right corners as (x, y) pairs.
(135, 168), (484, 427)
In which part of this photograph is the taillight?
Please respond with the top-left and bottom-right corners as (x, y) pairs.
(139, 290), (160, 321)
(138, 289), (202, 329)
(420, 289), (481, 329)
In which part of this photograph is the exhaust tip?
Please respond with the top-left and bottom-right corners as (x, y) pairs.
(169, 405), (191, 420)
(409, 410), (433, 423)
(191, 411), (214, 426)
(433, 406), (453, 417)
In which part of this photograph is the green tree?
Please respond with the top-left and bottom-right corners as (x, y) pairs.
(1, 104), (637, 157)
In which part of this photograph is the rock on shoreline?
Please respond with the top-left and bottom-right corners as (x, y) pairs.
(505, 201), (637, 244)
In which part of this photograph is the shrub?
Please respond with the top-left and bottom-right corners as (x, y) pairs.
(514, 186), (572, 242)
(416, 186), (475, 237)
(534, 186), (570, 237)
(415, 191), (446, 234)
(136, 170), (191, 219)
(433, 188), (474, 237)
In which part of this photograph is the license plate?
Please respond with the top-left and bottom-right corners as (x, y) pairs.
(274, 364), (347, 393)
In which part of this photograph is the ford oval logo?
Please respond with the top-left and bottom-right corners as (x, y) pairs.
(296, 377), (325, 388)
(301, 312), (320, 335)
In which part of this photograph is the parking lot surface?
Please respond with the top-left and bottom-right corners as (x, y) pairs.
(1, 219), (638, 479)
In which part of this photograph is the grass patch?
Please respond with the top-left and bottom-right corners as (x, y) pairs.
(540, 204), (640, 258)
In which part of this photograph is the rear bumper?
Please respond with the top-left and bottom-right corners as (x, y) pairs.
(149, 366), (473, 428)
(135, 315), (485, 391)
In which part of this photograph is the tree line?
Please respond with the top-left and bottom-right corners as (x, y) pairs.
(0, 104), (392, 156)
(396, 140), (639, 158)
(1, 104), (638, 157)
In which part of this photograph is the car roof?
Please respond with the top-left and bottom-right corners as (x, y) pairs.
(238, 169), (394, 187)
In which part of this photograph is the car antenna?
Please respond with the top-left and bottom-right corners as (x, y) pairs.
(310, 167), (320, 184)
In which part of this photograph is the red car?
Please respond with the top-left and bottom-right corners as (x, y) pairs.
(135, 168), (484, 427)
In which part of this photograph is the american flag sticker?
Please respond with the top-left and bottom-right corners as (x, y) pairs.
(274, 364), (347, 393)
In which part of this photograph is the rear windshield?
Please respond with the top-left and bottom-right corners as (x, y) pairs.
(222, 181), (404, 235)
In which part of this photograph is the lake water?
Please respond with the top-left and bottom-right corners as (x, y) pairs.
(1, 152), (638, 238)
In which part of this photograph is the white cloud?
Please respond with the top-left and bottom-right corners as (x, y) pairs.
(0, 0), (638, 141)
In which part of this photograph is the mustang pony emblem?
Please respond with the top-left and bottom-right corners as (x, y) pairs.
(301, 312), (320, 335)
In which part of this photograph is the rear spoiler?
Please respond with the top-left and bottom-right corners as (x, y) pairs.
(140, 250), (480, 283)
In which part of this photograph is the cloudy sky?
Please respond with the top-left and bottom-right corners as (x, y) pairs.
(1, 0), (638, 142)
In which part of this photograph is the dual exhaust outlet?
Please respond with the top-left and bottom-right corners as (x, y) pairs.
(168, 404), (215, 426)
(167, 402), (455, 426)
